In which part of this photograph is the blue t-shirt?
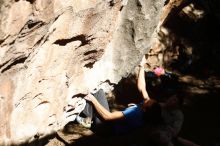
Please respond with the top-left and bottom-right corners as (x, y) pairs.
(113, 104), (145, 134)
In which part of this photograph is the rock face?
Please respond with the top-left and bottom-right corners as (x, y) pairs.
(0, 0), (164, 145)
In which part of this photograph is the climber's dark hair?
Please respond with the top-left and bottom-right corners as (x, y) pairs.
(145, 71), (180, 100)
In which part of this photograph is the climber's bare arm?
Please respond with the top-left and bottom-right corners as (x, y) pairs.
(137, 57), (150, 101)
(85, 94), (124, 121)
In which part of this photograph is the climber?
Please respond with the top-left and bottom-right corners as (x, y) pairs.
(75, 56), (161, 135)
(74, 56), (199, 146)
(78, 89), (161, 135)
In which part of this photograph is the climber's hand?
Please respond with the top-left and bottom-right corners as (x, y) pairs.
(140, 56), (147, 67)
(84, 94), (96, 102)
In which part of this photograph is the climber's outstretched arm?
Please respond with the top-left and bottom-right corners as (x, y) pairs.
(137, 56), (150, 101)
(85, 94), (124, 121)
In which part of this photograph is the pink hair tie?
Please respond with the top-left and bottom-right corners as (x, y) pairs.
(153, 67), (165, 77)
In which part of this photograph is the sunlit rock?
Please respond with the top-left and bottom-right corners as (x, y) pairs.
(0, 0), (164, 144)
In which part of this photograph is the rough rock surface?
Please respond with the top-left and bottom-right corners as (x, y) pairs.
(0, 0), (164, 145)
